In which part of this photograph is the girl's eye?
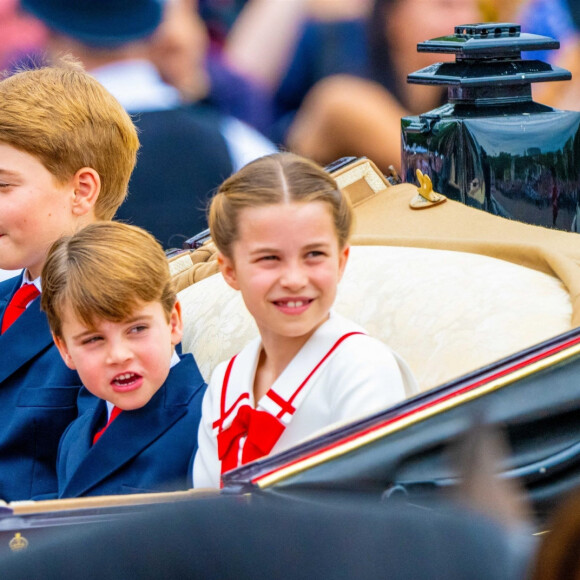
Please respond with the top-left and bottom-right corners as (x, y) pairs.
(306, 250), (325, 259)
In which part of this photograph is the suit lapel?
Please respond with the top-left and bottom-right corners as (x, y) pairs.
(61, 400), (107, 477)
(0, 279), (12, 321)
(60, 355), (202, 497)
(0, 282), (54, 384)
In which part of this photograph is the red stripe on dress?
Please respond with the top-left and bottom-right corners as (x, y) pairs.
(275, 332), (364, 420)
(267, 390), (296, 417)
(213, 392), (249, 431)
(213, 355), (248, 431)
(216, 331), (365, 427)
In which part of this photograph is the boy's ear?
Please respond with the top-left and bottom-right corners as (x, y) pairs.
(218, 253), (240, 291)
(71, 167), (101, 216)
(53, 334), (76, 370)
(170, 300), (184, 346)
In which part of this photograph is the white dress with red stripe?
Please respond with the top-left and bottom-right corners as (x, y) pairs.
(193, 311), (418, 488)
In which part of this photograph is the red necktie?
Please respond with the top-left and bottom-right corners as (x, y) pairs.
(1, 283), (40, 334)
(92, 406), (122, 445)
(217, 405), (285, 475)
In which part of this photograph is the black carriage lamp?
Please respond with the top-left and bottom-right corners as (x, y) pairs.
(401, 23), (580, 232)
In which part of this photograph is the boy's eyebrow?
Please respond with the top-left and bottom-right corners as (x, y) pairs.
(71, 329), (100, 342)
(124, 314), (154, 324)
(70, 314), (155, 341)
(0, 168), (20, 177)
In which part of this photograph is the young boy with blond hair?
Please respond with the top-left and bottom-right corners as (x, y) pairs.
(41, 222), (206, 497)
(0, 58), (140, 500)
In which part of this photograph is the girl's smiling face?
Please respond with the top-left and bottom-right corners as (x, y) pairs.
(219, 201), (349, 352)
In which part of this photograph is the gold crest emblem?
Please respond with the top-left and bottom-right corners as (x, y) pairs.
(9, 532), (29, 552)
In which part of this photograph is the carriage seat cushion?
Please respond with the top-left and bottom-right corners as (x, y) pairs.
(178, 245), (572, 393)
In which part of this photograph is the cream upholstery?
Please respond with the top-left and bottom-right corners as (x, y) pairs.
(179, 245), (572, 393)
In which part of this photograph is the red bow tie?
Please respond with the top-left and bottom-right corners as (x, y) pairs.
(217, 405), (285, 475)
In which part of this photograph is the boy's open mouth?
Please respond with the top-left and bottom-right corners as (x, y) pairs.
(111, 372), (141, 388)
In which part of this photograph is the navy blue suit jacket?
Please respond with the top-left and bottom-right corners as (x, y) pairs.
(57, 353), (207, 498)
(0, 275), (83, 501)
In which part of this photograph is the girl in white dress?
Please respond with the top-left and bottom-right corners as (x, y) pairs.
(194, 152), (417, 488)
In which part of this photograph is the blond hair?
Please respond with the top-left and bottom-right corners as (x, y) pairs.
(41, 222), (176, 338)
(208, 152), (353, 258)
(0, 57), (139, 220)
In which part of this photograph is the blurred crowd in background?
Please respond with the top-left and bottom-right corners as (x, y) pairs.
(2, 0), (580, 174)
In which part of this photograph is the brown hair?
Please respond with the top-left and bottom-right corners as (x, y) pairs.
(0, 57), (139, 220)
(41, 222), (176, 338)
(208, 152), (353, 258)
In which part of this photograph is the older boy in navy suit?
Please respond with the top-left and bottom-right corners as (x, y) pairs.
(0, 60), (139, 500)
(42, 222), (206, 497)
